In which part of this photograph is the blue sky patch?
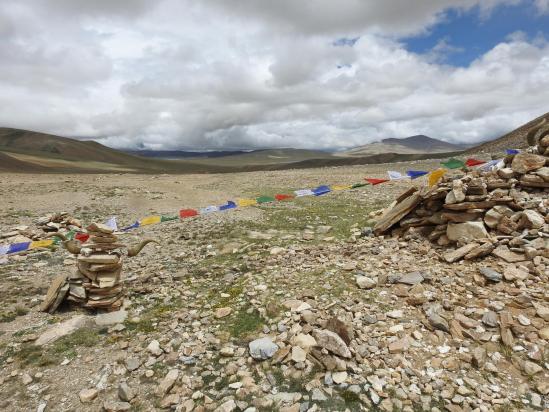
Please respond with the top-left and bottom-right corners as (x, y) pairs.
(333, 37), (360, 47)
(403, 3), (549, 67)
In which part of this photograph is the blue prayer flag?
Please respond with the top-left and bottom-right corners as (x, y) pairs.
(506, 149), (520, 155)
(8, 242), (31, 254)
(406, 170), (428, 179)
(122, 221), (140, 232)
(219, 201), (237, 211)
(313, 185), (331, 196)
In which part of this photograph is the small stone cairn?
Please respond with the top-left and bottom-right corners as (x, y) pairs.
(41, 222), (155, 313)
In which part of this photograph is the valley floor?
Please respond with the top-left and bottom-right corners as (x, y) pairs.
(0, 163), (547, 411)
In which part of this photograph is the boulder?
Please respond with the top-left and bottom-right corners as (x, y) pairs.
(249, 337), (279, 360)
(312, 329), (352, 358)
(511, 153), (546, 174)
(447, 222), (489, 242)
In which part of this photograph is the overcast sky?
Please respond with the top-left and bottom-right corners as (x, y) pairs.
(0, 0), (548, 150)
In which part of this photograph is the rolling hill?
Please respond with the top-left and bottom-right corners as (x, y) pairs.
(337, 135), (466, 156)
(466, 111), (549, 154)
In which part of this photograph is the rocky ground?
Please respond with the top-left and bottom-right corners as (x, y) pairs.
(0, 162), (547, 412)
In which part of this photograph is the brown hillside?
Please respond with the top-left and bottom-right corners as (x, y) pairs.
(467, 111), (549, 155)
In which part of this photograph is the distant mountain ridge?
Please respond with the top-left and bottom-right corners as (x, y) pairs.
(337, 134), (466, 157)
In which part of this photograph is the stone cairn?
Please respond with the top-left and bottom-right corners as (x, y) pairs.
(41, 222), (155, 313)
(373, 122), (548, 266)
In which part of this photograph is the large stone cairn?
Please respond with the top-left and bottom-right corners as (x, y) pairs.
(374, 123), (548, 265)
(41, 223), (154, 313)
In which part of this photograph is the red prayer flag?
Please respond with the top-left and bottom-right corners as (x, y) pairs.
(465, 158), (486, 167)
(179, 209), (198, 218)
(275, 194), (294, 201)
(75, 233), (89, 243)
(365, 178), (389, 185)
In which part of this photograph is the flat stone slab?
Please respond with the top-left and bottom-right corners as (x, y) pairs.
(36, 315), (90, 346)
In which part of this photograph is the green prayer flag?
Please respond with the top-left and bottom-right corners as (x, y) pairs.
(256, 196), (275, 204)
(351, 182), (367, 189)
(161, 215), (178, 222)
(441, 158), (465, 169)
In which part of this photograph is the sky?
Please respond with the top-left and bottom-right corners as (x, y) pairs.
(0, 0), (548, 151)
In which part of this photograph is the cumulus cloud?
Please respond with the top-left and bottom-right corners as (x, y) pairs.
(0, 0), (547, 150)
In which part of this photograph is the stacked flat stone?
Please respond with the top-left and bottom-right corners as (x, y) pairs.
(71, 223), (125, 310)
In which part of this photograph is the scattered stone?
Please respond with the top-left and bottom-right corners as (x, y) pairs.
(249, 337), (279, 360)
(479, 267), (502, 282)
(313, 329), (352, 358)
(215, 307), (232, 318)
(156, 369), (179, 397)
(79, 388), (98, 403)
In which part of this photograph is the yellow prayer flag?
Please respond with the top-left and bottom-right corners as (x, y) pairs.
(140, 215), (162, 226)
(30, 239), (54, 249)
(237, 199), (257, 207)
(332, 185), (352, 191)
(428, 168), (446, 187)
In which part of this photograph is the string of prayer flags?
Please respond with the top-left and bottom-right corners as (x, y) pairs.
(365, 178), (389, 185)
(180, 209), (198, 218)
(275, 194), (294, 201)
(388, 171), (409, 180)
(295, 189), (315, 197)
(465, 158), (486, 167)
(428, 169), (446, 187)
(200, 205), (219, 214)
(219, 201), (237, 211)
(506, 149), (520, 155)
(237, 199), (257, 207)
(256, 196), (276, 204)
(406, 170), (428, 179)
(140, 215), (162, 226)
(440, 158), (465, 169)
(313, 185), (331, 196)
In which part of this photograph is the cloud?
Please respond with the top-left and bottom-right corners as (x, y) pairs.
(0, 0), (547, 150)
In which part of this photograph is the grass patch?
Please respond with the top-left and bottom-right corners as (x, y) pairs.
(125, 298), (182, 334)
(225, 306), (263, 340)
(15, 327), (101, 366)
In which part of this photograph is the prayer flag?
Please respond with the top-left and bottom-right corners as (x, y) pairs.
(105, 216), (118, 231)
(8, 242), (31, 254)
(122, 221), (140, 231)
(312, 185), (331, 196)
(66, 231), (76, 241)
(351, 183), (367, 189)
(179, 209), (198, 218)
(161, 215), (178, 222)
(200, 205), (219, 214)
(219, 201), (237, 211)
(506, 149), (520, 155)
(479, 159), (504, 171)
(256, 196), (275, 204)
(406, 170), (428, 179)
(294, 189), (315, 197)
(31, 239), (54, 249)
(332, 184), (352, 191)
(465, 158), (486, 167)
(440, 158), (465, 169)
(237, 199), (258, 207)
(75, 233), (90, 243)
(140, 215), (162, 226)
(0, 245), (9, 255)
(387, 171), (409, 180)
(428, 169), (446, 187)
(365, 178), (389, 185)
(275, 194), (294, 201)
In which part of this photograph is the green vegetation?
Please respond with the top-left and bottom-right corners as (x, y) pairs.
(225, 305), (263, 340)
(15, 327), (101, 366)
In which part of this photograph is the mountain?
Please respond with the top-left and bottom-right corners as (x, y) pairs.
(337, 135), (466, 157)
(466, 111), (549, 155)
(125, 149), (248, 159)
